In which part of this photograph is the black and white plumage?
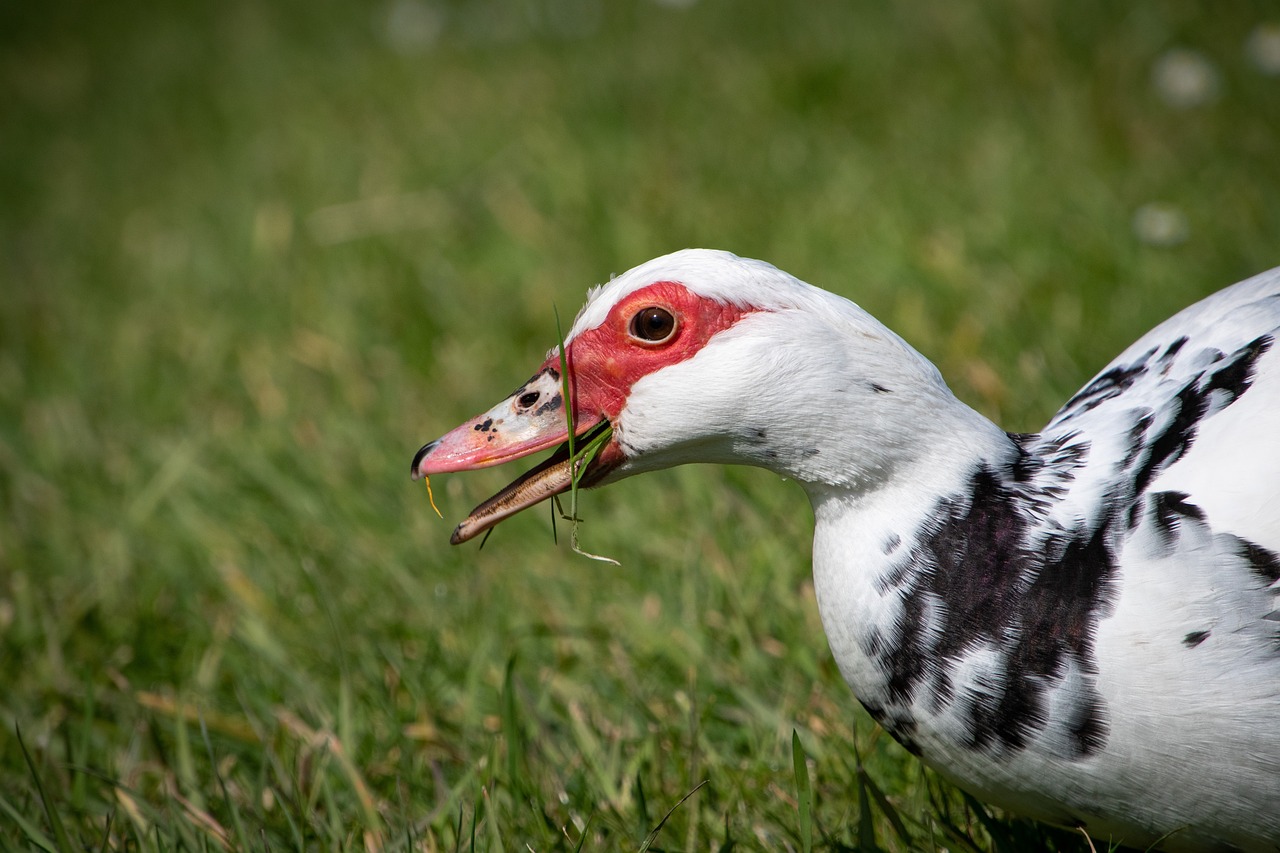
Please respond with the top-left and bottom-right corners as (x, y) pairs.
(413, 250), (1280, 852)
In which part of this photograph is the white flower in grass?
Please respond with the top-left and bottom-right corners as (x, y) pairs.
(1246, 24), (1280, 75)
(1151, 49), (1221, 108)
(1133, 202), (1189, 247)
(381, 0), (444, 54)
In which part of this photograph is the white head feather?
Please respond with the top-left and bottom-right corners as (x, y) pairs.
(569, 249), (1011, 496)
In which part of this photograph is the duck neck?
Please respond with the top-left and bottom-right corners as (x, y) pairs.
(800, 396), (1112, 765)
(800, 396), (1026, 741)
(795, 380), (1019, 504)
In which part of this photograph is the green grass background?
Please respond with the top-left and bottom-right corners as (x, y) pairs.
(3, 0), (1278, 848)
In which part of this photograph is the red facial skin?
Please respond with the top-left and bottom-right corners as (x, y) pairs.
(557, 281), (756, 426)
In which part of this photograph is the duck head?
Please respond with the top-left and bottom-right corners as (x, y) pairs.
(412, 249), (953, 543)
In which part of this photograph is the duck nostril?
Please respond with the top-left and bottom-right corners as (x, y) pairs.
(517, 391), (540, 409)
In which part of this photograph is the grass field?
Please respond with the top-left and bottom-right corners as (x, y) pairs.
(3, 0), (1279, 849)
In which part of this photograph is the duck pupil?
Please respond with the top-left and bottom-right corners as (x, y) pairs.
(634, 307), (674, 341)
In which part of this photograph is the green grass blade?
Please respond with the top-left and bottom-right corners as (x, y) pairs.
(96, 811), (114, 853)
(572, 813), (594, 852)
(550, 495), (560, 544)
(0, 790), (59, 852)
(70, 687), (94, 812)
(567, 424), (620, 564)
(637, 779), (707, 853)
(200, 716), (253, 851)
(858, 757), (911, 848)
(469, 796), (480, 853)
(483, 785), (505, 851)
(501, 656), (527, 797)
(173, 697), (200, 813)
(554, 306), (576, 464)
(716, 811), (736, 852)
(791, 730), (813, 853)
(451, 803), (464, 853)
(635, 772), (649, 835)
(16, 724), (74, 852)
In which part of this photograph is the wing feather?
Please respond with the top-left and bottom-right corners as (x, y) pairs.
(1040, 267), (1280, 552)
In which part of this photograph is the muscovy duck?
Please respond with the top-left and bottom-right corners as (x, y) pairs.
(411, 249), (1280, 852)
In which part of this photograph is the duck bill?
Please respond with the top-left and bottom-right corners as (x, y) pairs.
(410, 362), (620, 544)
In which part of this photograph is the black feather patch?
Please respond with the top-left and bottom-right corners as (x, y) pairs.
(1150, 491), (1206, 550)
(1238, 539), (1280, 586)
(874, 460), (1115, 758)
(1131, 335), (1273, 498)
(1058, 348), (1156, 420)
(1183, 630), (1210, 648)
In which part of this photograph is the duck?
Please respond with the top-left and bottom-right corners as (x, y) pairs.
(411, 249), (1280, 852)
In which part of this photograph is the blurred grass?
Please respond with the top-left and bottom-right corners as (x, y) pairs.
(2, 0), (1278, 848)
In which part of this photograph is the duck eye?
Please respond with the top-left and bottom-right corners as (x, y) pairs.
(629, 306), (677, 344)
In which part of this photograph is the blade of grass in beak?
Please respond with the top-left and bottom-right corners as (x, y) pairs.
(554, 308), (618, 565)
(568, 423), (618, 564)
(555, 307), (576, 466)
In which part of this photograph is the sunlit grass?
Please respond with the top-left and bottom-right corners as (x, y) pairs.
(2, 0), (1278, 848)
